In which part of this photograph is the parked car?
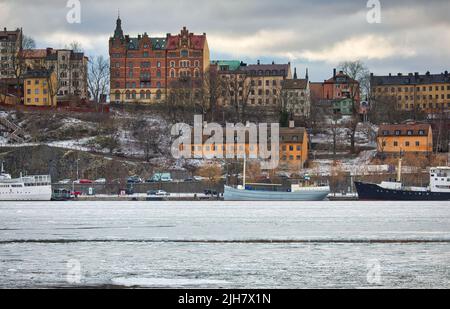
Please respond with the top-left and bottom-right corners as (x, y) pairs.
(147, 190), (170, 197)
(127, 176), (143, 184)
(204, 189), (218, 196)
(193, 176), (206, 182)
(148, 173), (173, 183)
(74, 179), (94, 184)
(58, 179), (71, 185)
(71, 191), (82, 197)
(184, 177), (194, 182)
(94, 178), (106, 184)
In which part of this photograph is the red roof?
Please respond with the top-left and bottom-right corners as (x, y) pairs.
(20, 49), (49, 59)
(166, 27), (206, 50)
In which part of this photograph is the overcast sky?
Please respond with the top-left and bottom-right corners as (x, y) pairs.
(1, 0), (449, 81)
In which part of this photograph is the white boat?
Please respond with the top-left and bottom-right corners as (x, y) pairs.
(0, 164), (52, 201)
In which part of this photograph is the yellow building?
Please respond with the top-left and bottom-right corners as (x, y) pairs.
(371, 71), (450, 113)
(23, 69), (57, 107)
(184, 121), (309, 170)
(377, 123), (433, 155)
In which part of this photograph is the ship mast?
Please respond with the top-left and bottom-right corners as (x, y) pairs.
(243, 152), (246, 189)
(397, 157), (402, 183)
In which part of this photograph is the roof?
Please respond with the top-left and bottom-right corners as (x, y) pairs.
(282, 79), (308, 90)
(21, 49), (48, 59)
(23, 69), (53, 79)
(166, 27), (206, 50)
(243, 63), (290, 77)
(371, 72), (450, 86)
(279, 127), (307, 143)
(189, 126), (306, 144)
(378, 123), (431, 137)
(0, 29), (21, 41)
(325, 71), (358, 84)
(211, 60), (242, 71)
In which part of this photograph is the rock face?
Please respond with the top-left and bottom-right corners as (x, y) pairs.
(0, 145), (141, 182)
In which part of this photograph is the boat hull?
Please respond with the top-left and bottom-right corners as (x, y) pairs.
(224, 186), (330, 201)
(0, 185), (52, 201)
(354, 181), (450, 201)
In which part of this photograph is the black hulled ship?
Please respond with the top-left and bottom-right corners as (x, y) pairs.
(355, 163), (450, 201)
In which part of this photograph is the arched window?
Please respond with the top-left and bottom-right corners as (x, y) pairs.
(115, 91), (120, 101)
(125, 90), (131, 100)
(140, 90), (145, 99)
(157, 70), (161, 78)
(170, 69), (175, 78)
(131, 90), (136, 99)
(146, 91), (151, 99)
(156, 90), (162, 99)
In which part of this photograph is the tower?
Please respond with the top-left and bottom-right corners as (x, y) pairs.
(113, 11), (124, 40)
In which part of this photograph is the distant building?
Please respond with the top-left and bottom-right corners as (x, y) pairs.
(184, 120), (309, 170)
(214, 59), (292, 109)
(281, 68), (310, 118)
(0, 27), (22, 79)
(377, 123), (433, 155)
(21, 48), (89, 100)
(370, 71), (450, 113)
(310, 68), (360, 103)
(109, 15), (210, 104)
(23, 69), (57, 107)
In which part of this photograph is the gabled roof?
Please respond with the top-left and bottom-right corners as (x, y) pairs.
(325, 71), (358, 84)
(378, 123), (431, 137)
(282, 79), (308, 90)
(371, 72), (450, 86)
(166, 27), (206, 50)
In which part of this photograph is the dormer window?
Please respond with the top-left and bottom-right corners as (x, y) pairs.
(407, 130), (413, 136)
(395, 130), (401, 136)
(418, 130), (425, 136)
(382, 130), (389, 136)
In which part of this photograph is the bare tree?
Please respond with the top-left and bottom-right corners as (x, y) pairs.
(88, 55), (110, 103)
(338, 60), (370, 153)
(22, 35), (36, 50)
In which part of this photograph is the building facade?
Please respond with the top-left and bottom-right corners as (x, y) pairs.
(185, 121), (309, 170)
(0, 28), (22, 79)
(371, 71), (450, 113)
(21, 48), (88, 100)
(109, 16), (210, 104)
(281, 68), (310, 118)
(214, 60), (292, 109)
(23, 69), (57, 107)
(377, 123), (433, 155)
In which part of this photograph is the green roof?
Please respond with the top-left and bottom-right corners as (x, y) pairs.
(211, 60), (242, 71)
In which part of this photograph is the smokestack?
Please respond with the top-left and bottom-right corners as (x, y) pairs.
(333, 68), (336, 78)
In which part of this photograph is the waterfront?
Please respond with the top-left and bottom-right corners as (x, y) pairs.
(0, 201), (449, 288)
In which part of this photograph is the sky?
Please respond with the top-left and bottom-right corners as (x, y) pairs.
(1, 0), (449, 82)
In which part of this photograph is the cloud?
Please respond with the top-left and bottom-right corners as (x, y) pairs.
(0, 0), (448, 81)
(297, 35), (416, 63)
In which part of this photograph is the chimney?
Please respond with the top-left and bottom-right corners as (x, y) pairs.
(3, 27), (6, 32)
(333, 68), (336, 78)
(389, 73), (392, 77)
(445, 71), (448, 76)
(397, 73), (402, 76)
(289, 120), (295, 128)
(272, 60), (275, 65)
(370, 73), (374, 77)
(257, 60), (260, 65)
(414, 72), (419, 76)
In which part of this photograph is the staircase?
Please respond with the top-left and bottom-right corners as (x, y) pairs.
(0, 116), (29, 144)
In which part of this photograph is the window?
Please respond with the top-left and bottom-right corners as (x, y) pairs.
(394, 141), (398, 147)
(180, 50), (188, 57)
(405, 141), (410, 147)
(416, 141), (420, 147)
(395, 130), (401, 135)
(407, 130), (413, 135)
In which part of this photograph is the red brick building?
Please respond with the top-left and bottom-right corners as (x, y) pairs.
(109, 16), (210, 104)
(310, 68), (360, 103)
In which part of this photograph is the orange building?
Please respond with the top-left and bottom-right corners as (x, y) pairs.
(185, 121), (309, 170)
(377, 123), (433, 155)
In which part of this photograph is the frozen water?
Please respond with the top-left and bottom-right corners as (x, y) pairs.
(0, 201), (449, 288)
